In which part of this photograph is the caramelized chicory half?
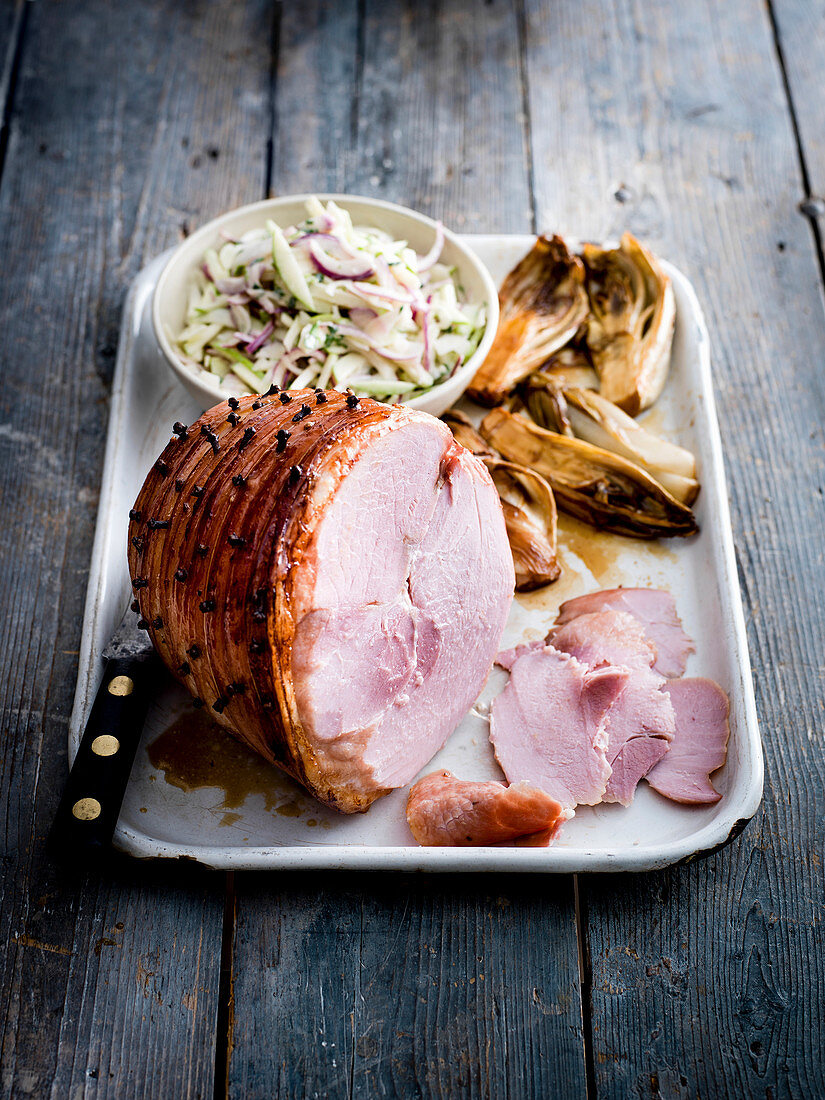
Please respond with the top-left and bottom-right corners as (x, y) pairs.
(467, 236), (589, 407)
(583, 233), (676, 415)
(480, 407), (698, 540)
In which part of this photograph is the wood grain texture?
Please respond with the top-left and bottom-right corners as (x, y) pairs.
(770, 0), (825, 231)
(231, 874), (585, 1100)
(272, 0), (532, 230)
(523, 0), (825, 1094)
(0, 1), (274, 1095)
(226, 3), (586, 1096)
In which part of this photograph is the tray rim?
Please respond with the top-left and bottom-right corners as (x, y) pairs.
(70, 235), (764, 872)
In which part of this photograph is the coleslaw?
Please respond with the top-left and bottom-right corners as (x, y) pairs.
(174, 197), (487, 400)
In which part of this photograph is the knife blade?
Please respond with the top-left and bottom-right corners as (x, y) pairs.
(49, 601), (162, 864)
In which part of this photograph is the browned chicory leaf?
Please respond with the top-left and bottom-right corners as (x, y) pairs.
(583, 233), (676, 415)
(480, 407), (698, 540)
(488, 460), (560, 591)
(467, 236), (589, 407)
(440, 409), (498, 460)
(563, 387), (700, 505)
(533, 345), (599, 392)
(518, 374), (575, 436)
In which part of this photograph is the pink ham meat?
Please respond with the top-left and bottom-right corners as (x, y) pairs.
(490, 646), (629, 808)
(290, 411), (515, 806)
(406, 770), (566, 846)
(555, 588), (694, 678)
(645, 679), (730, 804)
(549, 610), (675, 805)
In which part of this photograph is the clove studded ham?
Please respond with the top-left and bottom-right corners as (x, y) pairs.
(128, 390), (514, 813)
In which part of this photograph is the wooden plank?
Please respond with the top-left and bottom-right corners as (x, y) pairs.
(227, 3), (587, 1097)
(523, 0), (825, 1094)
(770, 0), (825, 231)
(231, 874), (584, 1100)
(0, 1), (275, 1095)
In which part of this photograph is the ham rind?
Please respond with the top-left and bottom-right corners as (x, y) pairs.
(645, 678), (730, 804)
(490, 645), (629, 808)
(549, 609), (676, 804)
(555, 587), (694, 678)
(406, 770), (566, 846)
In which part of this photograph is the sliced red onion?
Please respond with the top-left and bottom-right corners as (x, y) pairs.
(332, 322), (423, 363)
(294, 231), (363, 263)
(215, 276), (247, 295)
(348, 281), (414, 305)
(246, 321), (275, 355)
(308, 239), (374, 281)
(236, 240), (270, 267)
(416, 222), (444, 272)
(347, 307), (378, 327)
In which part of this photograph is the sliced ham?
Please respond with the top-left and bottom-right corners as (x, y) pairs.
(490, 645), (629, 808)
(645, 678), (730, 804)
(549, 610), (656, 671)
(555, 587), (694, 678)
(549, 609), (676, 805)
(406, 770), (566, 846)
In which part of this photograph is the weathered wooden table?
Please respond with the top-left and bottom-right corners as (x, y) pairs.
(2, 1), (823, 1096)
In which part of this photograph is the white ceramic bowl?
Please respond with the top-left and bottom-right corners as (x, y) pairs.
(151, 194), (499, 416)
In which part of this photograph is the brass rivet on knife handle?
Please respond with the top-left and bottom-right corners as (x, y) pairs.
(107, 675), (134, 696)
(91, 735), (120, 756)
(71, 797), (102, 821)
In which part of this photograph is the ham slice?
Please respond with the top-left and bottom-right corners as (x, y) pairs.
(645, 679), (730, 804)
(406, 770), (565, 846)
(555, 587), (694, 678)
(490, 645), (629, 808)
(549, 610), (675, 805)
(549, 610), (656, 671)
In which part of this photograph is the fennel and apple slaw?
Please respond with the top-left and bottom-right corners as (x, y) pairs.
(174, 197), (487, 400)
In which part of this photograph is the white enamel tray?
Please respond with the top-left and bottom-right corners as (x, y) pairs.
(69, 237), (763, 871)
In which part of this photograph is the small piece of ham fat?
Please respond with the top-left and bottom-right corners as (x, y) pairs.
(406, 771), (565, 847)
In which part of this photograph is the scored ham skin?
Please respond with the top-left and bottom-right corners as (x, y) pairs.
(645, 678), (730, 804)
(406, 770), (566, 846)
(127, 390), (514, 814)
(490, 645), (629, 808)
(555, 587), (694, 678)
(549, 610), (676, 805)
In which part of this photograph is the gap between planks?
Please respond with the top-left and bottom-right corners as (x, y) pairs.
(765, 0), (825, 292)
(0, 0), (30, 186)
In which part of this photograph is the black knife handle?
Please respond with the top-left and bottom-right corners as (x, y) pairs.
(49, 654), (160, 864)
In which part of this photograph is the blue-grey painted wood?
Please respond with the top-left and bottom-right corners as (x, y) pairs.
(523, 0), (825, 1094)
(0, 1), (275, 1095)
(770, 0), (825, 240)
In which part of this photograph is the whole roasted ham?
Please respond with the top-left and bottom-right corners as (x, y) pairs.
(128, 390), (514, 813)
